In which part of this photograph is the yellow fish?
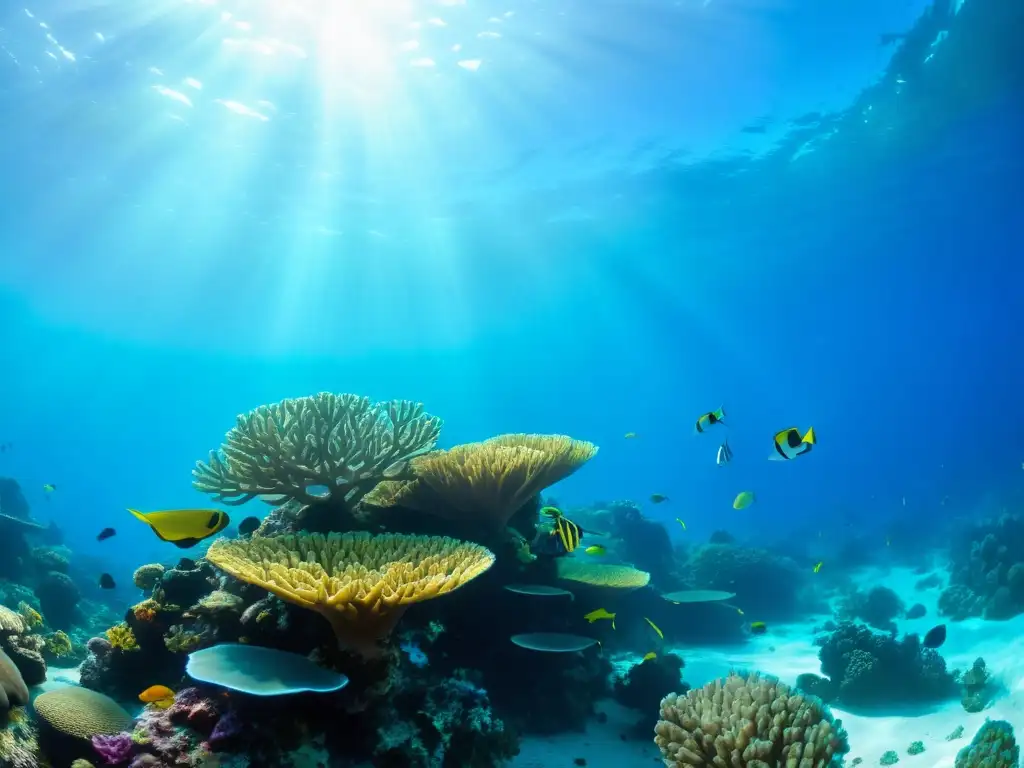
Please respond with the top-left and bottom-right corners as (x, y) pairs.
(770, 426), (815, 461)
(749, 622), (768, 635)
(733, 491), (755, 510)
(552, 515), (583, 553)
(813, 561), (823, 573)
(584, 545), (606, 556)
(42, 484), (56, 493)
(644, 617), (664, 640)
(127, 508), (230, 549)
(584, 608), (616, 630)
(540, 506), (562, 518)
(624, 432), (638, 439)
(675, 518), (686, 531)
(139, 685), (175, 709)
(642, 652), (657, 662)
(695, 406), (726, 434)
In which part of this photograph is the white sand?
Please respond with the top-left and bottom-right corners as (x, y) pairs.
(517, 566), (1024, 766)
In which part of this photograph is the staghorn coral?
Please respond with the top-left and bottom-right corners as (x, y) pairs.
(192, 392), (442, 509)
(654, 671), (848, 767)
(206, 532), (495, 656)
(556, 559), (651, 589)
(365, 434), (598, 529)
(105, 623), (139, 652)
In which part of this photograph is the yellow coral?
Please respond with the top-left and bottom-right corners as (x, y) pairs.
(556, 559), (650, 589)
(17, 602), (42, 631)
(132, 599), (161, 623)
(105, 623), (139, 651)
(44, 631), (72, 657)
(164, 625), (203, 653)
(206, 532), (494, 656)
(366, 434), (598, 529)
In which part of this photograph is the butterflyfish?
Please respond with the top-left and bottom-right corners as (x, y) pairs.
(813, 561), (823, 573)
(237, 516), (261, 537)
(733, 491), (755, 510)
(717, 439), (733, 466)
(584, 608), (616, 630)
(531, 510), (584, 556)
(139, 685), (176, 708)
(675, 518), (686, 531)
(749, 622), (768, 635)
(644, 617), (664, 640)
(770, 426), (815, 461)
(584, 545), (606, 556)
(695, 407), (726, 433)
(127, 508), (230, 548)
(642, 652), (657, 662)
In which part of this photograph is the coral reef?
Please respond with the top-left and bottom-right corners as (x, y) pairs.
(955, 719), (1019, 768)
(942, 514), (1024, 621)
(654, 671), (849, 767)
(613, 653), (687, 738)
(816, 622), (958, 708)
(0, 707), (41, 768)
(605, 501), (677, 589)
(837, 586), (905, 632)
(680, 543), (807, 621)
(961, 658), (996, 713)
(33, 687), (133, 764)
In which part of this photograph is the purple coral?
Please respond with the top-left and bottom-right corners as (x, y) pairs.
(92, 732), (133, 765)
(209, 708), (243, 748)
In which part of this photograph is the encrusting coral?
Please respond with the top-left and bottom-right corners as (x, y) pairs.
(365, 434), (599, 529)
(654, 671), (848, 767)
(192, 392), (442, 509)
(206, 532), (496, 656)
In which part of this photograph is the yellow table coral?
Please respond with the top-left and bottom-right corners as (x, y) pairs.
(364, 433), (599, 529)
(206, 532), (495, 656)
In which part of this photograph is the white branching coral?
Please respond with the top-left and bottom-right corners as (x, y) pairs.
(192, 393), (442, 509)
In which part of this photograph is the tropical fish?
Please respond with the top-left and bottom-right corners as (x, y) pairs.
(695, 407), (726, 433)
(716, 440), (733, 466)
(540, 506), (562, 518)
(127, 508), (230, 548)
(770, 426), (816, 461)
(624, 432), (638, 439)
(99, 573), (116, 589)
(813, 561), (823, 573)
(650, 494), (669, 504)
(139, 685), (176, 709)
(237, 516), (261, 537)
(922, 624), (946, 649)
(642, 652), (657, 662)
(96, 527), (116, 542)
(732, 491), (755, 510)
(644, 617), (664, 640)
(42, 484), (56, 493)
(584, 608), (616, 630)
(503, 584), (575, 600)
(750, 621), (768, 635)
(675, 518), (686, 531)
(584, 545), (606, 556)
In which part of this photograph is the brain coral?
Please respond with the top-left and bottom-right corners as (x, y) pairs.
(33, 687), (134, 739)
(654, 671), (848, 767)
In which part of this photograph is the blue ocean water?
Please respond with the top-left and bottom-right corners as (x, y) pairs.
(1, 0), (1023, 766)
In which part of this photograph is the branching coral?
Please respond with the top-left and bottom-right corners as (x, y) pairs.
(105, 623), (139, 652)
(364, 434), (598, 529)
(206, 532), (495, 656)
(654, 671), (848, 767)
(192, 392), (442, 509)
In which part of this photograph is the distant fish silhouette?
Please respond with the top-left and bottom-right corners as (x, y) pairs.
(97, 527), (116, 542)
(99, 573), (116, 589)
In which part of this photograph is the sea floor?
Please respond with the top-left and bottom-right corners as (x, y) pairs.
(517, 566), (1024, 767)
